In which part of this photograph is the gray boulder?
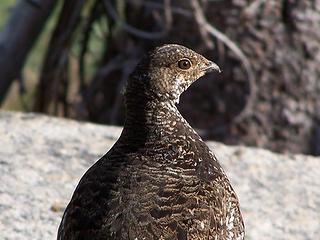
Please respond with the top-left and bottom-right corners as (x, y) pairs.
(0, 111), (319, 240)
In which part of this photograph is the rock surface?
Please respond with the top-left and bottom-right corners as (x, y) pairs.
(0, 111), (319, 240)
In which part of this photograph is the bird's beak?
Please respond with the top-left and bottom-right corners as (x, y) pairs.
(205, 61), (221, 73)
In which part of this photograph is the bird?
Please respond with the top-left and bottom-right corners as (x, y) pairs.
(57, 44), (245, 240)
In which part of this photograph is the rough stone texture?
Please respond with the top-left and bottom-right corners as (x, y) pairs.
(212, 0), (320, 155)
(0, 111), (319, 240)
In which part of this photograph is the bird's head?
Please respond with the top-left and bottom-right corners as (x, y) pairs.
(126, 44), (221, 103)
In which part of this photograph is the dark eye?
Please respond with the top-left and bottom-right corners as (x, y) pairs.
(178, 59), (192, 70)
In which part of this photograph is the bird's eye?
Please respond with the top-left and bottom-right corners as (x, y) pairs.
(178, 59), (192, 70)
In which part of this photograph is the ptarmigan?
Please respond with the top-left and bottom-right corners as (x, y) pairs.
(57, 44), (245, 240)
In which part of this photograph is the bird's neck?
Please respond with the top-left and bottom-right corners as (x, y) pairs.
(118, 94), (195, 149)
(124, 95), (181, 130)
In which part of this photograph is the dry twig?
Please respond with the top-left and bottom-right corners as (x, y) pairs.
(190, 0), (257, 124)
(103, 0), (172, 39)
(127, 0), (193, 17)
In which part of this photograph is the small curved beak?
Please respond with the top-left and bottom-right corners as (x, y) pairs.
(205, 61), (221, 73)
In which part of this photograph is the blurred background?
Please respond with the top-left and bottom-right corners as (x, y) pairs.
(0, 0), (319, 155)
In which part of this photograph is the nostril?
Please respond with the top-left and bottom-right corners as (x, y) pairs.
(205, 61), (221, 73)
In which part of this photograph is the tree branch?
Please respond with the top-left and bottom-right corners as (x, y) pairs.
(0, 0), (58, 105)
(191, 0), (257, 123)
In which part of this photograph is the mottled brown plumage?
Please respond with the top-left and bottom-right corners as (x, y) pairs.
(57, 44), (244, 240)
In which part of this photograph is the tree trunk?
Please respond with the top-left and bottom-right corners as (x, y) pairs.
(32, 0), (87, 114)
(0, 0), (58, 105)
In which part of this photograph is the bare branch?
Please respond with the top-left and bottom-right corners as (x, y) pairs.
(103, 0), (171, 39)
(33, 0), (86, 113)
(191, 0), (257, 123)
(127, 0), (192, 17)
(242, 0), (266, 18)
(190, 0), (214, 48)
(79, 0), (103, 95)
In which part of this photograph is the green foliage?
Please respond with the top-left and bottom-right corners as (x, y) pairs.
(0, 0), (16, 29)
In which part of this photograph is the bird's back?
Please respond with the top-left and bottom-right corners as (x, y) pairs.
(58, 112), (244, 240)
